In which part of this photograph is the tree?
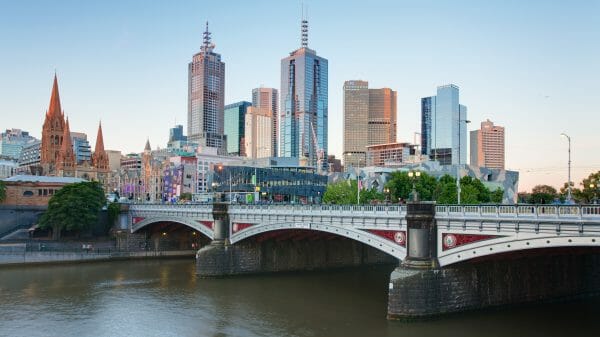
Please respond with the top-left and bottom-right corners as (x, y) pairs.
(528, 185), (558, 204)
(386, 171), (437, 202)
(39, 181), (106, 239)
(180, 192), (192, 201)
(570, 171), (600, 203)
(490, 188), (504, 203)
(323, 180), (384, 205)
(0, 180), (6, 203)
(433, 174), (457, 204)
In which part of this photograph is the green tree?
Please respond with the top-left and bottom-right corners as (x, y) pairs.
(528, 185), (558, 204)
(490, 188), (504, 203)
(180, 192), (193, 201)
(323, 180), (356, 205)
(39, 181), (106, 239)
(0, 179), (6, 203)
(568, 171), (600, 203)
(323, 180), (385, 205)
(386, 171), (437, 202)
(434, 174), (457, 204)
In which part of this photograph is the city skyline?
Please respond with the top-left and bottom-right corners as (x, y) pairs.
(0, 1), (598, 191)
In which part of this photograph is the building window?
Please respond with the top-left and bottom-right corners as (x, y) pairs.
(23, 190), (34, 197)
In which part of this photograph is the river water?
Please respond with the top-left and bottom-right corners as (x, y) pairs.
(1, 259), (599, 337)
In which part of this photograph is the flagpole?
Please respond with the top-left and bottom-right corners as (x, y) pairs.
(357, 176), (360, 205)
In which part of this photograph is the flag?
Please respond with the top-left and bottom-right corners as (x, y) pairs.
(357, 177), (363, 190)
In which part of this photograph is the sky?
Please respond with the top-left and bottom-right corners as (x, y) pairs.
(0, 0), (598, 192)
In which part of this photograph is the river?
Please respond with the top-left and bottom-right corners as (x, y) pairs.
(1, 259), (599, 337)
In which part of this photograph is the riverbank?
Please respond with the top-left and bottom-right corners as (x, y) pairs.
(0, 249), (196, 267)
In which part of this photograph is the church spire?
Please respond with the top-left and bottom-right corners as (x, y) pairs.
(92, 120), (109, 170)
(47, 74), (63, 118)
(57, 117), (75, 173)
(144, 138), (151, 152)
(95, 121), (105, 154)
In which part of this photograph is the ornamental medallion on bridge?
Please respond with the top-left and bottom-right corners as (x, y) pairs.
(132, 217), (145, 225)
(365, 230), (406, 246)
(196, 221), (213, 230)
(442, 233), (501, 251)
(232, 223), (253, 233)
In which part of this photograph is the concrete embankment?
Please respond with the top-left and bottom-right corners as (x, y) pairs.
(0, 247), (196, 266)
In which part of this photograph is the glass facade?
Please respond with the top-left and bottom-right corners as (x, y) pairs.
(224, 101), (251, 156)
(169, 125), (187, 142)
(421, 84), (467, 165)
(213, 166), (327, 203)
(280, 47), (328, 170)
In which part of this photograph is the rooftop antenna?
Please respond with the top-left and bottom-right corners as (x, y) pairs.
(202, 21), (212, 53)
(301, 4), (308, 48)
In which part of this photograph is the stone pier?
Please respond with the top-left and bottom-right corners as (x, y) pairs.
(387, 201), (600, 320)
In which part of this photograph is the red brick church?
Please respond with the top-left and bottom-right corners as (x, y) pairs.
(39, 75), (110, 190)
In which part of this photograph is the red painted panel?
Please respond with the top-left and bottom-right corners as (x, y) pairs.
(232, 223), (253, 233)
(197, 221), (213, 230)
(367, 230), (406, 247)
(442, 233), (500, 251)
(132, 217), (145, 225)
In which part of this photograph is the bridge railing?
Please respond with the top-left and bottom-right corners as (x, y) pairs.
(435, 204), (600, 220)
(129, 203), (214, 212)
(229, 204), (407, 215)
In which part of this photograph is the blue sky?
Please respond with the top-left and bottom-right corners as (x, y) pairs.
(1, 0), (598, 191)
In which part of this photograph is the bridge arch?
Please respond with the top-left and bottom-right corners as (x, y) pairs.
(438, 233), (600, 267)
(229, 221), (406, 260)
(132, 216), (213, 240)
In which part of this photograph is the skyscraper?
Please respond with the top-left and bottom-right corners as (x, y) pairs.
(343, 80), (397, 168)
(280, 18), (328, 170)
(244, 106), (272, 159)
(470, 119), (505, 169)
(224, 101), (251, 156)
(187, 22), (226, 154)
(169, 125), (187, 143)
(252, 88), (278, 157)
(421, 84), (468, 165)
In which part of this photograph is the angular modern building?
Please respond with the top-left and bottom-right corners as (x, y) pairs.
(280, 19), (328, 171)
(421, 84), (468, 166)
(0, 129), (38, 160)
(470, 119), (505, 169)
(187, 22), (227, 154)
(252, 88), (278, 157)
(224, 101), (252, 156)
(343, 80), (397, 168)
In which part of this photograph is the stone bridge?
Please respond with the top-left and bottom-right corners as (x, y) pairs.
(128, 203), (600, 267)
(127, 202), (600, 319)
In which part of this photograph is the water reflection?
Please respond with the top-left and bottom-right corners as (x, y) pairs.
(1, 259), (599, 337)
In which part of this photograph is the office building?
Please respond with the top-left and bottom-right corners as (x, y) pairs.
(343, 80), (397, 168)
(0, 129), (38, 160)
(252, 87), (278, 157)
(421, 84), (468, 165)
(224, 101), (252, 156)
(470, 119), (505, 169)
(280, 18), (328, 170)
(187, 22), (227, 154)
(244, 106), (272, 159)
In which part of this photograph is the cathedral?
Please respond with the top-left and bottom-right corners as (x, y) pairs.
(40, 75), (110, 190)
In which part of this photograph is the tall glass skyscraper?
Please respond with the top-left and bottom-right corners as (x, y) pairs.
(421, 84), (468, 165)
(224, 101), (251, 156)
(280, 19), (328, 170)
(187, 22), (226, 154)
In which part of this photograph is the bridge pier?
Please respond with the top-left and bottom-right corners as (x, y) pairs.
(387, 201), (600, 320)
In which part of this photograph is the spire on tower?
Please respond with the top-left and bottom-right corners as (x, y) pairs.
(202, 21), (213, 53)
(144, 138), (151, 152)
(47, 74), (63, 118)
(94, 121), (105, 154)
(301, 4), (308, 48)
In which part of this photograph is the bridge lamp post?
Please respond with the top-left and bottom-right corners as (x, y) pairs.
(589, 181), (598, 204)
(408, 170), (421, 202)
(560, 133), (572, 202)
(457, 119), (470, 205)
(383, 187), (390, 204)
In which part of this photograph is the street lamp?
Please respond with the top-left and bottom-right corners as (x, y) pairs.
(457, 119), (471, 204)
(589, 181), (598, 204)
(408, 170), (421, 202)
(383, 187), (390, 204)
(560, 133), (572, 202)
